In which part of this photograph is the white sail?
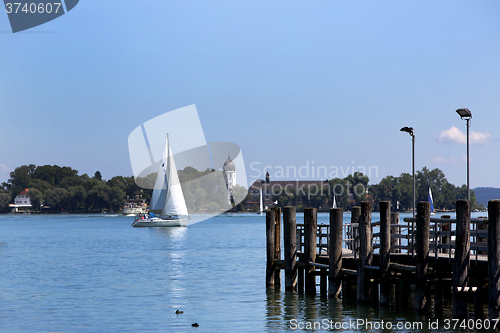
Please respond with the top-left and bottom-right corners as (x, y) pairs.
(332, 195), (337, 208)
(149, 135), (188, 217)
(428, 188), (434, 214)
(161, 138), (188, 218)
(150, 146), (168, 212)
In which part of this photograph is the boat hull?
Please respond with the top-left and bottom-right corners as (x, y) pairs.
(132, 218), (188, 227)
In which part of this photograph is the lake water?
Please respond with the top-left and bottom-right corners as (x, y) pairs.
(0, 212), (487, 332)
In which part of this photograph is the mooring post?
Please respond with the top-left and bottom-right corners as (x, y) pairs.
(283, 206), (297, 291)
(488, 200), (500, 320)
(452, 199), (470, 319)
(415, 201), (430, 312)
(351, 206), (361, 258)
(357, 201), (372, 304)
(266, 209), (276, 287)
(297, 227), (304, 293)
(390, 212), (399, 253)
(304, 208), (318, 295)
(273, 207), (282, 288)
(320, 269), (327, 296)
(329, 207), (343, 298)
(380, 201), (391, 306)
(474, 275), (484, 319)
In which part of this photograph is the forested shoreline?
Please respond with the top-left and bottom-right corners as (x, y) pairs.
(0, 164), (482, 214)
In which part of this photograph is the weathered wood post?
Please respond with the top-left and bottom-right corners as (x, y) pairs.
(452, 199), (470, 319)
(357, 201), (372, 304)
(351, 206), (361, 257)
(329, 207), (343, 298)
(380, 201), (391, 306)
(390, 212), (400, 253)
(283, 206), (297, 291)
(304, 208), (317, 295)
(297, 226), (304, 293)
(273, 207), (282, 288)
(266, 209), (276, 287)
(488, 200), (500, 320)
(415, 201), (430, 312)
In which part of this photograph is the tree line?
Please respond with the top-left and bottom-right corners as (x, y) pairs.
(0, 164), (248, 214)
(0, 164), (481, 214)
(269, 166), (479, 211)
(0, 164), (143, 213)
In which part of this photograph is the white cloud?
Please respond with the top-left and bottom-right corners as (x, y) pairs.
(427, 155), (475, 164)
(0, 164), (11, 173)
(437, 126), (491, 144)
(429, 156), (448, 163)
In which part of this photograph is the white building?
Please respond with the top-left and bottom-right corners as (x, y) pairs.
(14, 189), (32, 207)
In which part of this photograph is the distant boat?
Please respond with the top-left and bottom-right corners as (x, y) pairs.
(332, 195), (337, 209)
(123, 195), (148, 216)
(428, 188), (435, 215)
(132, 134), (189, 227)
(257, 186), (264, 215)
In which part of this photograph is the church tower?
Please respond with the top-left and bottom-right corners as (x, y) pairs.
(223, 155), (236, 204)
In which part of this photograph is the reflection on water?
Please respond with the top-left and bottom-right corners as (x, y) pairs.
(149, 224), (188, 241)
(265, 280), (457, 332)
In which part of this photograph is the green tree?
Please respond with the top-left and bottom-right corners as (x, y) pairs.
(67, 186), (87, 211)
(27, 188), (43, 211)
(30, 179), (52, 193)
(44, 188), (69, 211)
(7, 164), (36, 196)
(87, 185), (110, 211)
(0, 191), (12, 213)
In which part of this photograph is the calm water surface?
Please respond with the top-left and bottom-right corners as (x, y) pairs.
(0, 212), (485, 332)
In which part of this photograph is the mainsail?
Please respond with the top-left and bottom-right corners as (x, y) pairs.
(150, 134), (188, 218)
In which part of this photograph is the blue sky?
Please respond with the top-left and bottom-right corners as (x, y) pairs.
(1, 0), (500, 188)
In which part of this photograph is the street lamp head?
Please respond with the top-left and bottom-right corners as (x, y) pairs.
(456, 108), (472, 119)
(400, 126), (414, 136)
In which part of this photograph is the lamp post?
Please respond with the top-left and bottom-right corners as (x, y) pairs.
(456, 108), (472, 200)
(400, 127), (415, 217)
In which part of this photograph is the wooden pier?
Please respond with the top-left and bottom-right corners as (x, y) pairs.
(266, 199), (500, 319)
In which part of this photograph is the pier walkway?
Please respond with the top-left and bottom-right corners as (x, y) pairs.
(265, 200), (500, 319)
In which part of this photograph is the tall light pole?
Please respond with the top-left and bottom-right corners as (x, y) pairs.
(456, 108), (472, 200)
(400, 127), (415, 217)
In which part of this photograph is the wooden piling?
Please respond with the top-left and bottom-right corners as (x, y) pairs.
(357, 201), (372, 304)
(329, 207), (343, 298)
(390, 212), (399, 253)
(266, 209), (276, 287)
(283, 206), (297, 291)
(351, 206), (361, 257)
(415, 201), (430, 312)
(488, 200), (500, 320)
(320, 269), (327, 296)
(452, 199), (470, 319)
(273, 207), (282, 288)
(304, 208), (317, 295)
(379, 201), (391, 306)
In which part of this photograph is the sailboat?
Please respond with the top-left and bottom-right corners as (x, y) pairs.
(257, 186), (264, 215)
(428, 188), (435, 215)
(132, 134), (189, 227)
(332, 195), (337, 209)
